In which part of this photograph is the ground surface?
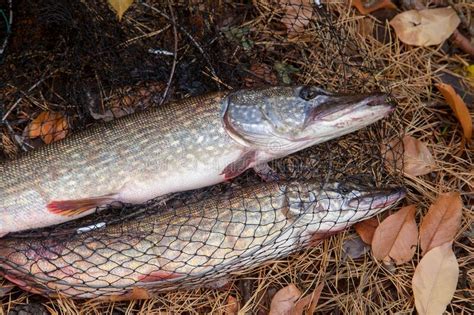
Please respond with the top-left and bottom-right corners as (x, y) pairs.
(0, 1), (472, 314)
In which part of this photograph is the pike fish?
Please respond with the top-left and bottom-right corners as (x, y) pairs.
(0, 179), (405, 299)
(0, 86), (394, 236)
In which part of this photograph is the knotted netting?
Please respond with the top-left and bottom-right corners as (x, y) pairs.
(0, 0), (406, 307)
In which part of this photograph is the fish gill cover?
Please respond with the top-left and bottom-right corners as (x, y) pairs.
(0, 0), (451, 313)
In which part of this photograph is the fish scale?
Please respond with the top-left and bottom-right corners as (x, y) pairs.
(0, 92), (235, 234)
(0, 179), (405, 299)
(1, 86), (394, 236)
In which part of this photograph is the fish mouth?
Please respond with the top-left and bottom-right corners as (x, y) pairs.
(308, 92), (394, 122)
(348, 187), (406, 210)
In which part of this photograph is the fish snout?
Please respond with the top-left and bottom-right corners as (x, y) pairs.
(307, 92), (392, 123)
(348, 187), (406, 210)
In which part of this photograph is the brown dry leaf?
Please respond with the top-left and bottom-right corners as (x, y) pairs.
(107, 287), (151, 302)
(389, 8), (461, 46)
(419, 192), (463, 256)
(293, 283), (324, 314)
(412, 242), (459, 315)
(224, 295), (240, 315)
(352, 0), (396, 15)
(279, 0), (313, 35)
(372, 205), (418, 265)
(108, 0), (134, 21)
(385, 135), (436, 176)
(28, 111), (69, 145)
(435, 83), (473, 140)
(354, 217), (379, 244)
(269, 284), (302, 315)
(244, 63), (279, 87)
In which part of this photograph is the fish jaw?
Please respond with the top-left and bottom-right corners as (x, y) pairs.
(0, 180), (406, 298)
(290, 181), (406, 234)
(222, 86), (394, 155)
(300, 92), (394, 145)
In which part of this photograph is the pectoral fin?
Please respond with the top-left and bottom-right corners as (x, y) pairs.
(220, 151), (256, 180)
(253, 163), (280, 182)
(47, 194), (117, 217)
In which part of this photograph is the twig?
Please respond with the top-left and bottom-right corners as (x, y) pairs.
(2, 70), (56, 121)
(1, 69), (56, 151)
(0, 0), (13, 59)
(140, 2), (222, 90)
(450, 30), (474, 57)
(3, 120), (29, 151)
(159, 2), (178, 106)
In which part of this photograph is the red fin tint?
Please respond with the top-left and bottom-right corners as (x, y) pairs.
(138, 270), (181, 283)
(220, 151), (256, 180)
(4, 274), (44, 296)
(47, 194), (116, 217)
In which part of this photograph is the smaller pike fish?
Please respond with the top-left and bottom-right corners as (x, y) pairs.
(0, 179), (405, 299)
(1, 86), (393, 236)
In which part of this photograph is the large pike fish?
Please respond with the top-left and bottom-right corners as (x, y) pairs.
(0, 86), (394, 236)
(0, 179), (405, 299)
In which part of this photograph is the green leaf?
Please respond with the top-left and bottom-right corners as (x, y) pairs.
(274, 62), (299, 84)
(222, 26), (254, 51)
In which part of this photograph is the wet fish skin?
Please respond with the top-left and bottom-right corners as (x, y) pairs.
(0, 180), (405, 299)
(0, 86), (394, 236)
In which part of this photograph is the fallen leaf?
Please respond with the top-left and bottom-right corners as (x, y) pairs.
(343, 236), (370, 260)
(222, 26), (254, 50)
(354, 217), (379, 244)
(107, 287), (151, 301)
(352, 0), (396, 15)
(293, 283), (324, 314)
(269, 284), (302, 315)
(419, 192), (463, 255)
(224, 295), (240, 315)
(384, 135), (436, 176)
(389, 8), (461, 46)
(108, 0), (134, 21)
(274, 62), (299, 84)
(244, 63), (279, 87)
(372, 205), (418, 265)
(412, 242), (459, 315)
(279, 0), (313, 35)
(435, 83), (473, 140)
(28, 111), (69, 144)
(466, 64), (474, 78)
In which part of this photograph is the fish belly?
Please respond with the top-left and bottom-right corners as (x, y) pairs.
(117, 149), (243, 204)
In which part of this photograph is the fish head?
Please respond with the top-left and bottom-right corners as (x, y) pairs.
(222, 86), (394, 154)
(289, 181), (406, 232)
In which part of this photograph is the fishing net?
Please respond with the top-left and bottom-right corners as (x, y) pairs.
(0, 0), (413, 311)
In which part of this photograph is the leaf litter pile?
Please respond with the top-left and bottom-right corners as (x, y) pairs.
(0, 0), (473, 314)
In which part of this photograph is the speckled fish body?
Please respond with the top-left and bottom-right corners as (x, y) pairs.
(0, 86), (394, 236)
(0, 180), (405, 299)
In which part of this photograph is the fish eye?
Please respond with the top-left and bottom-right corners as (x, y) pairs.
(299, 86), (330, 101)
(337, 184), (352, 194)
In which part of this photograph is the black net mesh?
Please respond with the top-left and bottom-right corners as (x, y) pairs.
(0, 0), (405, 302)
